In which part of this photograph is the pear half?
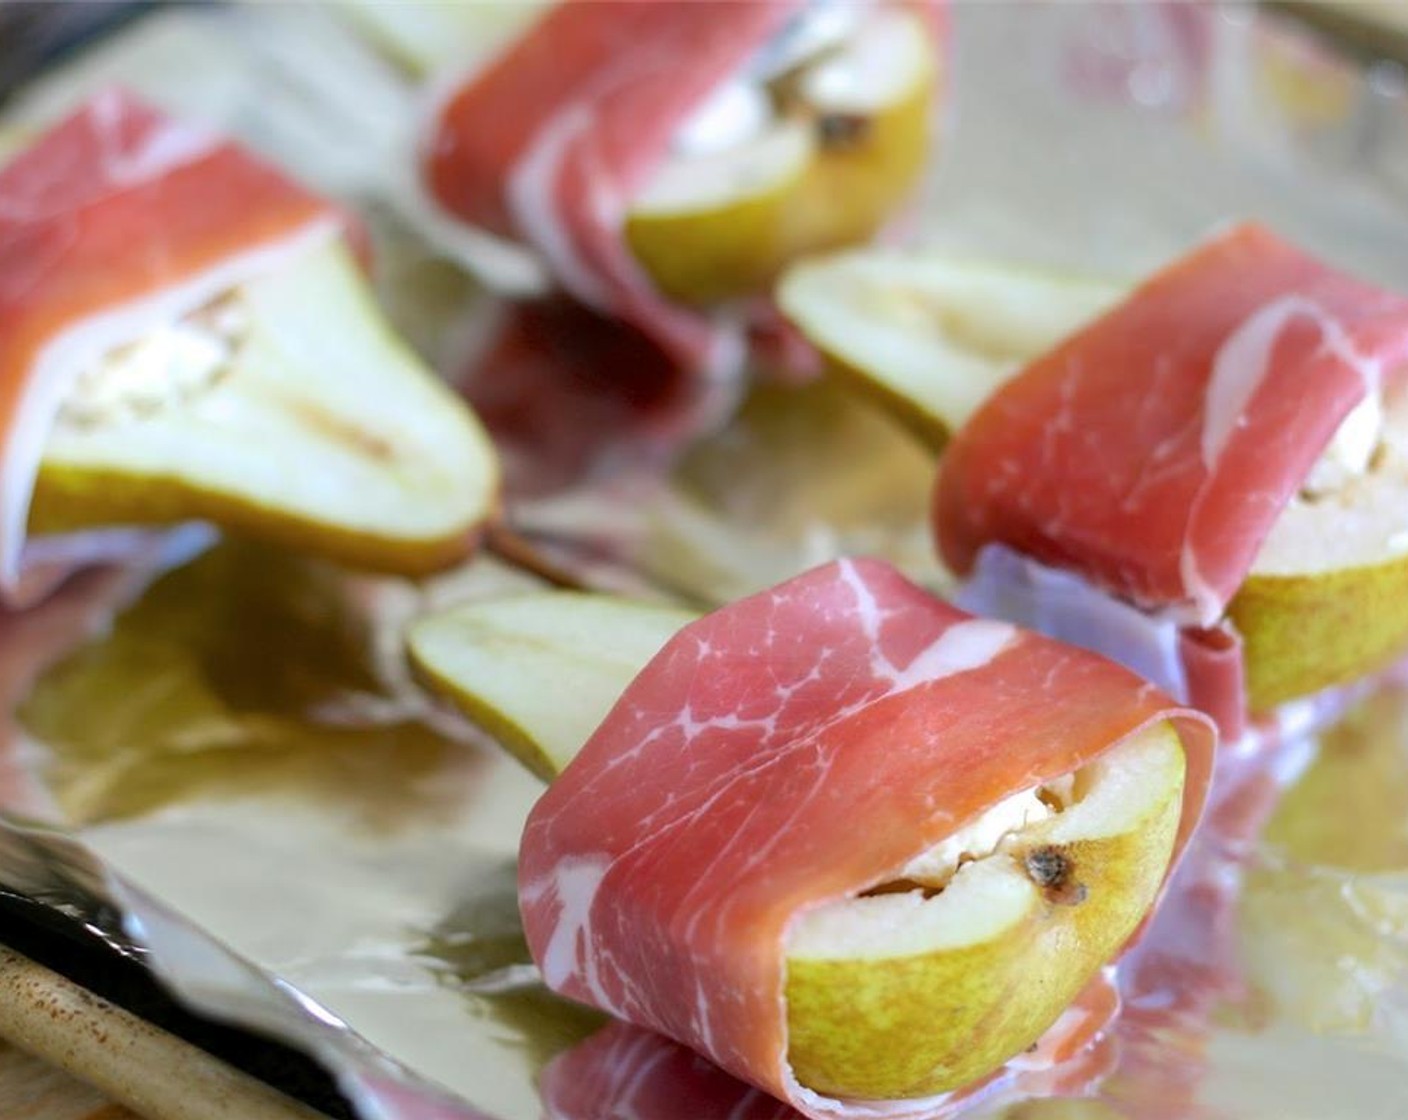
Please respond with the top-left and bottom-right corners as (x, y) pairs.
(31, 239), (499, 575)
(625, 7), (937, 304)
(407, 592), (694, 780)
(1230, 386), (1408, 711)
(407, 591), (1186, 1100)
(777, 252), (1122, 448)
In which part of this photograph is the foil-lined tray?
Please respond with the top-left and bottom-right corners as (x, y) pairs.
(4, 3), (1408, 1119)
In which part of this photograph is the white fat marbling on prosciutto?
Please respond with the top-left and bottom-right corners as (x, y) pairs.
(90, 86), (221, 189)
(524, 853), (617, 1012)
(958, 544), (1188, 701)
(1202, 295), (1380, 470)
(0, 218), (339, 593)
(1177, 541), (1224, 630)
(0, 88), (222, 223)
(1182, 295), (1383, 622)
(890, 618), (1014, 691)
(836, 557), (1014, 690)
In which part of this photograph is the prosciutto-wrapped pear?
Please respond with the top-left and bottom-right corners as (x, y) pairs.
(407, 559), (1213, 1113)
(938, 223), (1408, 727)
(422, 1), (944, 369)
(1, 90), (497, 599)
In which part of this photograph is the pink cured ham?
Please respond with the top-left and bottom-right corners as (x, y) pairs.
(0, 89), (346, 593)
(424, 2), (943, 374)
(519, 557), (1214, 1117)
(937, 223), (1408, 627)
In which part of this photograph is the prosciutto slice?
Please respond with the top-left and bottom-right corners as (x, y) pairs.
(937, 223), (1408, 731)
(0, 88), (345, 597)
(937, 223), (1408, 625)
(519, 557), (1214, 1118)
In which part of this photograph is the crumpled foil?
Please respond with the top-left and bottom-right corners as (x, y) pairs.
(4, 3), (1408, 1120)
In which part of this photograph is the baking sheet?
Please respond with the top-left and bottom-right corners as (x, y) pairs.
(4, 3), (1408, 1119)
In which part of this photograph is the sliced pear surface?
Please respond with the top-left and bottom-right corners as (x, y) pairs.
(31, 240), (499, 576)
(406, 592), (696, 780)
(625, 8), (937, 304)
(778, 252), (1123, 449)
(407, 591), (1186, 1100)
(1232, 387), (1408, 711)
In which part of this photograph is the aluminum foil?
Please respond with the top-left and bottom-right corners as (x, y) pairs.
(4, 3), (1408, 1120)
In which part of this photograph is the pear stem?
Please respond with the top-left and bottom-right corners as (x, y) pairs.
(483, 522), (592, 592)
(484, 520), (718, 612)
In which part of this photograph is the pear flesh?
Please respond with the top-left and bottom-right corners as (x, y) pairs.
(31, 239), (499, 576)
(406, 591), (1187, 1100)
(777, 252), (1123, 448)
(624, 7), (937, 304)
(1233, 385), (1408, 710)
(406, 592), (695, 781)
